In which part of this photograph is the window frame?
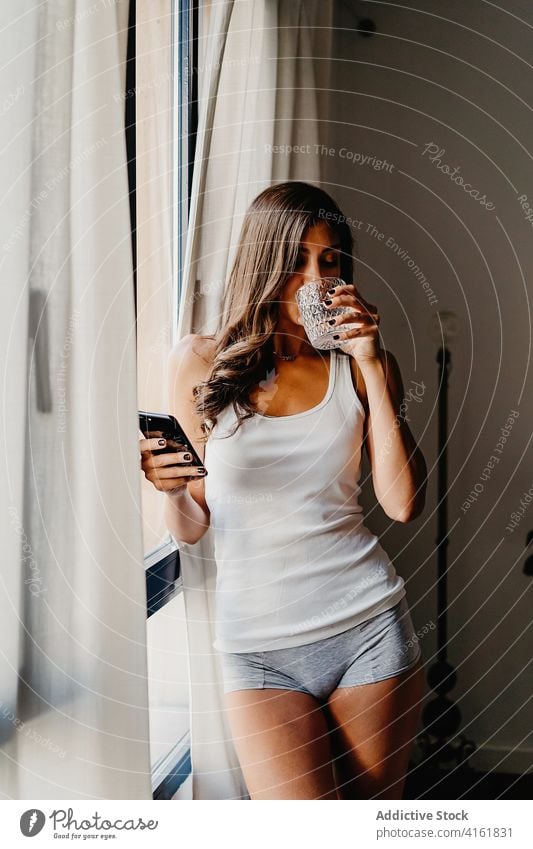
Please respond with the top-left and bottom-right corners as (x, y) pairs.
(130, 0), (199, 799)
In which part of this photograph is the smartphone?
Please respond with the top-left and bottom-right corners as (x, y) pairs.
(138, 410), (204, 468)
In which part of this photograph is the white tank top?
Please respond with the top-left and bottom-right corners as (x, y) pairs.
(204, 347), (406, 652)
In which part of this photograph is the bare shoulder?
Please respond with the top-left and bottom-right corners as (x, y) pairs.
(167, 333), (218, 472)
(168, 332), (217, 376)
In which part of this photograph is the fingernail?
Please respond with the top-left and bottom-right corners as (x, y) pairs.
(327, 287), (336, 294)
(158, 439), (166, 446)
(324, 299), (332, 305)
(333, 334), (340, 340)
(328, 318), (335, 325)
(197, 467), (207, 474)
(183, 453), (192, 461)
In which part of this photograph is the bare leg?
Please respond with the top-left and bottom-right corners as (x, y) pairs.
(325, 657), (426, 799)
(224, 688), (338, 800)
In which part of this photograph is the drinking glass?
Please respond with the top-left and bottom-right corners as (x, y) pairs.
(295, 277), (361, 350)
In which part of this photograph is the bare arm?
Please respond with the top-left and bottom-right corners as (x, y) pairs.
(164, 486), (210, 546)
(361, 349), (427, 522)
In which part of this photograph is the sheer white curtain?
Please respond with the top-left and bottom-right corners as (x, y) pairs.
(175, 0), (334, 800)
(0, 0), (151, 798)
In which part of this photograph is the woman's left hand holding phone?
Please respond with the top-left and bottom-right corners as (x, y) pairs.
(139, 436), (207, 495)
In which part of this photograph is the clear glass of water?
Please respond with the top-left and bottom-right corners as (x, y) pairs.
(295, 277), (360, 350)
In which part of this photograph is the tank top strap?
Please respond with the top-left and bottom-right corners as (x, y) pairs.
(333, 348), (366, 420)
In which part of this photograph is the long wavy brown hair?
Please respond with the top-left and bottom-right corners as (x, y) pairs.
(192, 181), (355, 440)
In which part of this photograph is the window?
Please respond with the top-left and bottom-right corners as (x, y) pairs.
(146, 549), (190, 799)
(136, 1), (175, 556)
(132, 0), (199, 799)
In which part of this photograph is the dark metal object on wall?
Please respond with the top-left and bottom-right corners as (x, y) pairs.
(415, 345), (477, 773)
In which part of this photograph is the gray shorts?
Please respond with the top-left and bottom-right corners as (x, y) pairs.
(218, 596), (423, 701)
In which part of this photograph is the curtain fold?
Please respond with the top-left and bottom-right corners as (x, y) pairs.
(175, 0), (334, 800)
(0, 0), (151, 799)
(0, 0), (37, 800)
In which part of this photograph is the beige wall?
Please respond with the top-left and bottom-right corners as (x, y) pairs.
(322, 0), (532, 773)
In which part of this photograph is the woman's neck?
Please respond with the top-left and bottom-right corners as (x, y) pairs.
(271, 323), (316, 360)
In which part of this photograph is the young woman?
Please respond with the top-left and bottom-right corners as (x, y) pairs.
(140, 181), (428, 800)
